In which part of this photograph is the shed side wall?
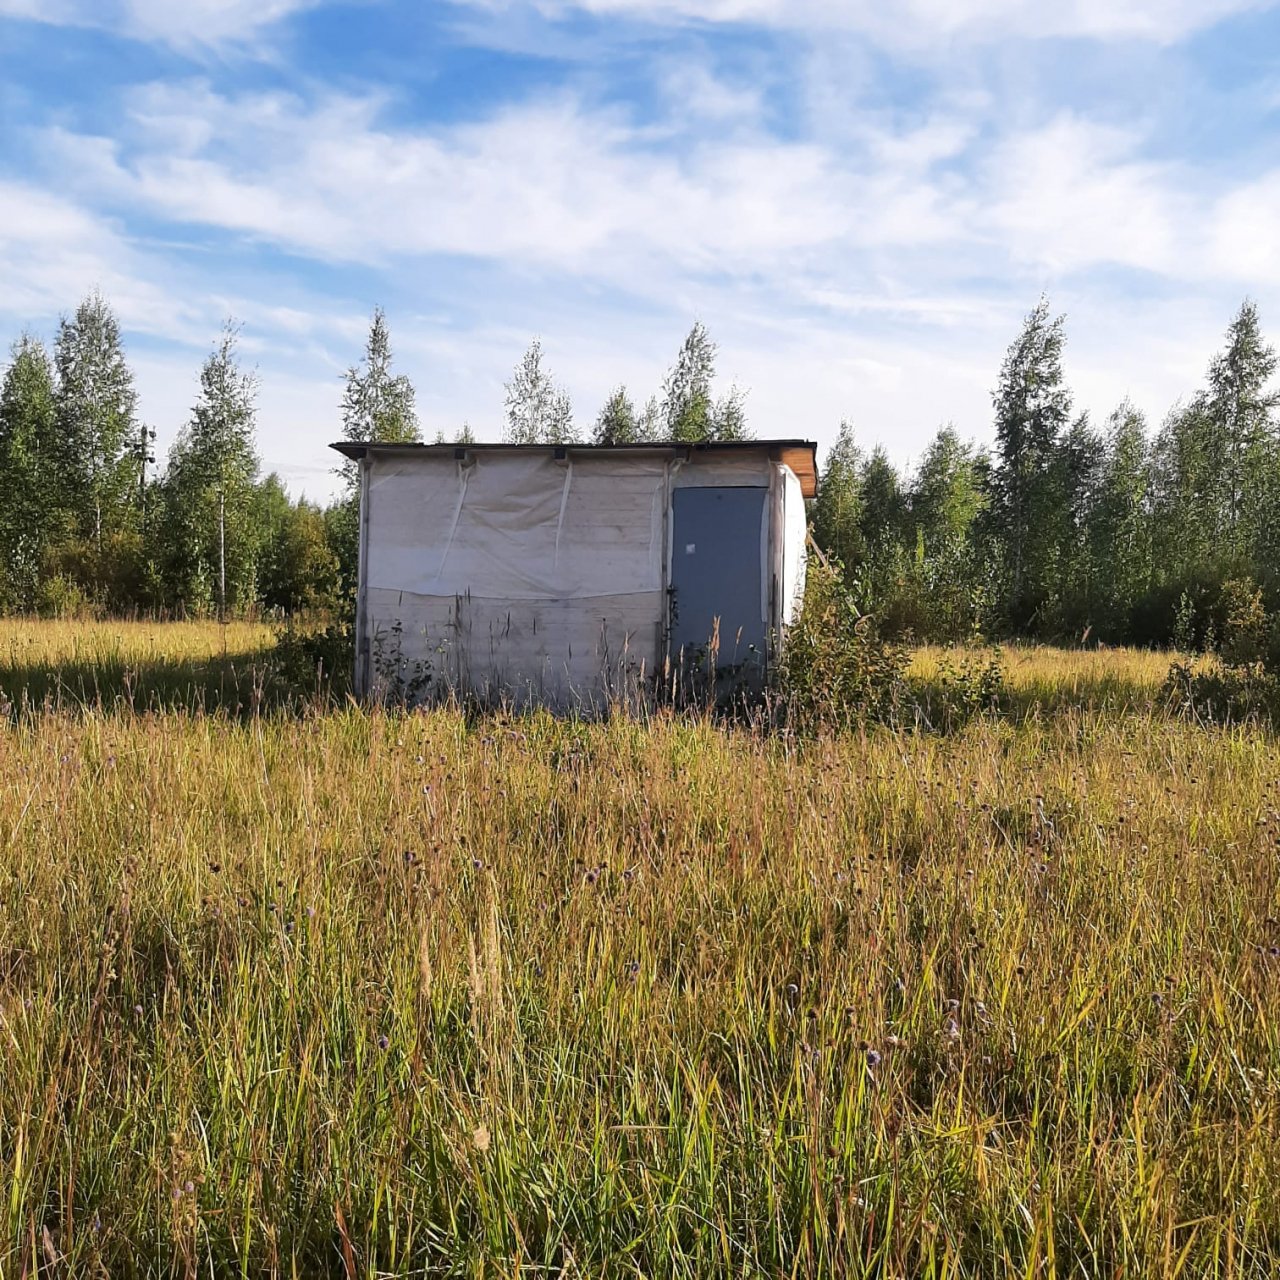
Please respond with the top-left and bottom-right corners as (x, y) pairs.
(362, 451), (668, 705)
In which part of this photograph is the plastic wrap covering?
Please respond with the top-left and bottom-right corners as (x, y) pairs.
(366, 451), (665, 601)
(364, 586), (662, 707)
(359, 448), (807, 707)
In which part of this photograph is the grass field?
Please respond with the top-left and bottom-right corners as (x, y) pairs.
(2, 622), (1278, 1276)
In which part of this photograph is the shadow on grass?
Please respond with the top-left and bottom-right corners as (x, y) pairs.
(0, 638), (1182, 728)
(0, 648), (347, 719)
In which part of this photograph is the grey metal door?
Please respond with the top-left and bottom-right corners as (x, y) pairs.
(669, 486), (767, 667)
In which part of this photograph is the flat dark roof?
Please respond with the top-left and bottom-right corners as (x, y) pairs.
(330, 438), (819, 497)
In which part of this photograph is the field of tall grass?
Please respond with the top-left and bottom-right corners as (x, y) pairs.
(2, 622), (1278, 1276)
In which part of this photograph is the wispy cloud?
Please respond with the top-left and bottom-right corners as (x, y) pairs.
(451, 0), (1278, 44)
(36, 78), (1278, 296)
(0, 0), (328, 49)
(1, 0), (1276, 497)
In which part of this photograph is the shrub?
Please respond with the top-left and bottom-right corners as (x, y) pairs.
(779, 557), (908, 732)
(915, 646), (1005, 731)
(1162, 657), (1279, 723)
(271, 615), (353, 700)
(1163, 577), (1280, 722)
(35, 571), (97, 619)
(1218, 576), (1268, 667)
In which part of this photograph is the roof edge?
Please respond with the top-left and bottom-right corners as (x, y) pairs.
(330, 438), (819, 497)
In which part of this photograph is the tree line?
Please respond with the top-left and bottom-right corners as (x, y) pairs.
(809, 298), (1280, 647)
(1, 291), (1275, 645)
(0, 300), (749, 617)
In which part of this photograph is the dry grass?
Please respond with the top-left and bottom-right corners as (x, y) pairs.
(1, 623), (1278, 1276)
(911, 643), (1177, 715)
(0, 618), (275, 664)
(0, 619), (277, 714)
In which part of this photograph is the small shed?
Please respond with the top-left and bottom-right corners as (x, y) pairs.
(330, 439), (818, 707)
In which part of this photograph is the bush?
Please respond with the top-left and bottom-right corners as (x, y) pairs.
(779, 557), (908, 732)
(915, 646), (1005, 731)
(1162, 657), (1280, 723)
(35, 571), (97, 619)
(1163, 576), (1280, 722)
(1218, 576), (1268, 666)
(271, 615), (353, 700)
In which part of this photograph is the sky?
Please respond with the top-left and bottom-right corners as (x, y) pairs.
(1, 0), (1278, 501)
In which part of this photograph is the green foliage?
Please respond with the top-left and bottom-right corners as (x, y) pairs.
(0, 335), (60, 610)
(908, 425), (985, 549)
(341, 306), (420, 447)
(257, 476), (340, 613)
(1171, 590), (1199, 653)
(53, 291), (140, 551)
(503, 339), (577, 444)
(779, 557), (908, 731)
(659, 322), (751, 442)
(809, 421), (864, 572)
(34, 570), (97, 619)
(592, 385), (646, 445)
(991, 298), (1073, 629)
(1090, 401), (1151, 637)
(1218, 576), (1269, 667)
(158, 322), (262, 615)
(434, 423), (478, 444)
(813, 424), (992, 643)
(808, 298), (1278, 650)
(662, 321), (716, 442)
(271, 613), (353, 697)
(339, 306), (421, 488)
(915, 646), (1005, 731)
(1163, 576), (1280, 722)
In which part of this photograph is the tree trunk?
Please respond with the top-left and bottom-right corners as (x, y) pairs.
(219, 487), (226, 622)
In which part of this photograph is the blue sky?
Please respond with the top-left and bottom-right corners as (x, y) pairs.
(2, 0), (1278, 499)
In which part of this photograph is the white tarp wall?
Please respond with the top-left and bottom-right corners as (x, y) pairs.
(357, 446), (809, 707)
(361, 450), (668, 706)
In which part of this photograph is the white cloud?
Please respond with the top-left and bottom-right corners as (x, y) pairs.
(40, 75), (990, 303)
(0, 179), (181, 331)
(5, 4), (1278, 501)
(454, 0), (1276, 44)
(984, 117), (1184, 276)
(0, 178), (377, 494)
(1210, 174), (1280, 286)
(0, 0), (325, 49)
(39, 79), (1272, 302)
